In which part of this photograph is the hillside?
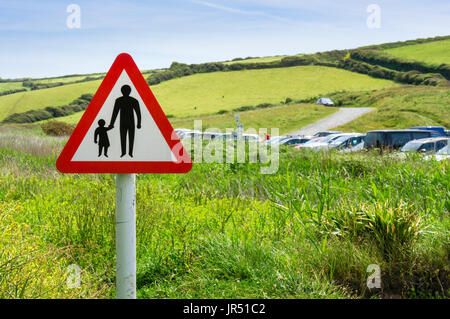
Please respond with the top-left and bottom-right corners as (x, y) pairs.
(333, 86), (450, 131)
(0, 35), (448, 134)
(384, 39), (450, 65)
(0, 65), (398, 122)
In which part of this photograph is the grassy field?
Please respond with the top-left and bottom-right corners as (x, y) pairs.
(169, 103), (338, 134)
(334, 86), (450, 132)
(31, 75), (98, 84)
(0, 65), (399, 122)
(384, 39), (450, 65)
(0, 80), (102, 121)
(223, 55), (288, 65)
(59, 103), (338, 135)
(44, 65), (399, 126)
(0, 128), (448, 298)
(0, 81), (27, 94)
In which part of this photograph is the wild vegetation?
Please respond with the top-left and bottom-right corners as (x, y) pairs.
(0, 128), (448, 298)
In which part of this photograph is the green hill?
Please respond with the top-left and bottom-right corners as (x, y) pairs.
(384, 39), (450, 65)
(0, 80), (102, 121)
(0, 65), (398, 123)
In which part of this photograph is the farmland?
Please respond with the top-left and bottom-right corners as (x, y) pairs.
(0, 80), (102, 121)
(385, 39), (450, 65)
(0, 65), (399, 122)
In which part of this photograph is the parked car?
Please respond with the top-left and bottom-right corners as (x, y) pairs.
(409, 126), (446, 136)
(175, 128), (196, 139)
(202, 132), (224, 140)
(446, 130), (450, 137)
(400, 137), (448, 153)
(297, 133), (354, 150)
(313, 131), (342, 137)
(328, 134), (365, 151)
(317, 97), (334, 106)
(269, 135), (313, 147)
(434, 144), (450, 161)
(364, 129), (440, 150)
(179, 130), (202, 139)
(266, 135), (288, 144)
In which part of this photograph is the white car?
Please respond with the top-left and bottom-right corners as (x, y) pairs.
(298, 133), (355, 150)
(401, 137), (448, 154)
(425, 144), (450, 161)
(328, 134), (365, 152)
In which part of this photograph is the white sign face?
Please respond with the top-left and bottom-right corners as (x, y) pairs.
(72, 70), (176, 162)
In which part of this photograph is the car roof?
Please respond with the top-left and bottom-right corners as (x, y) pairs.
(367, 129), (433, 133)
(405, 137), (449, 143)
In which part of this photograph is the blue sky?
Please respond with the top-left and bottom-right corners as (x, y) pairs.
(1, 0), (449, 78)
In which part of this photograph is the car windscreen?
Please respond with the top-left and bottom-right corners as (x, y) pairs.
(436, 144), (449, 155)
(401, 141), (422, 152)
(329, 135), (351, 145)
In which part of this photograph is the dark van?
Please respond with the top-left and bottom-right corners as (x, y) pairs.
(364, 129), (439, 150)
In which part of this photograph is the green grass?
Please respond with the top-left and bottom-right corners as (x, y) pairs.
(151, 66), (399, 118)
(169, 103), (338, 134)
(31, 75), (98, 84)
(0, 81), (27, 93)
(223, 55), (289, 65)
(0, 80), (102, 121)
(46, 65), (399, 127)
(0, 128), (448, 299)
(333, 86), (450, 132)
(384, 39), (450, 65)
(0, 65), (399, 122)
(58, 103), (338, 135)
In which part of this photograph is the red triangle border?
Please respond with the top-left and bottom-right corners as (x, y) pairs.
(56, 53), (192, 174)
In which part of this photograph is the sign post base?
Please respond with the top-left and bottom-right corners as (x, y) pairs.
(115, 173), (136, 299)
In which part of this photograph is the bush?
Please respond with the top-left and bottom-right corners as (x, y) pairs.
(0, 88), (27, 96)
(41, 121), (75, 136)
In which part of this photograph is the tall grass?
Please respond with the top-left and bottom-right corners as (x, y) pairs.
(0, 142), (447, 298)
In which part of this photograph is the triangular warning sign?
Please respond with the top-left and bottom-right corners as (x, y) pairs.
(56, 53), (192, 174)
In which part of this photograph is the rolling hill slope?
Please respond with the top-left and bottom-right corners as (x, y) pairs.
(0, 65), (399, 122)
(384, 39), (450, 65)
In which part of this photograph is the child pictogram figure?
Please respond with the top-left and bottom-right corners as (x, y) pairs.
(94, 119), (113, 157)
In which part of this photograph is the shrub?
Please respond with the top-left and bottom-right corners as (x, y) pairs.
(41, 121), (75, 136)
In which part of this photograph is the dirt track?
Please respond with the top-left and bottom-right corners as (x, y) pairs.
(289, 107), (374, 136)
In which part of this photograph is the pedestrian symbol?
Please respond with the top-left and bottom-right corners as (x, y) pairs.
(56, 53), (192, 173)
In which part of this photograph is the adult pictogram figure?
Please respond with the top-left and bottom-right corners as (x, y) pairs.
(94, 119), (113, 157)
(109, 85), (142, 157)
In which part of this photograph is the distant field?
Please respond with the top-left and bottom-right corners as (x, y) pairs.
(2, 65), (398, 122)
(0, 81), (26, 93)
(223, 55), (288, 65)
(384, 39), (450, 65)
(32, 75), (98, 84)
(150, 66), (399, 118)
(334, 86), (450, 132)
(60, 103), (338, 135)
(0, 80), (101, 121)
